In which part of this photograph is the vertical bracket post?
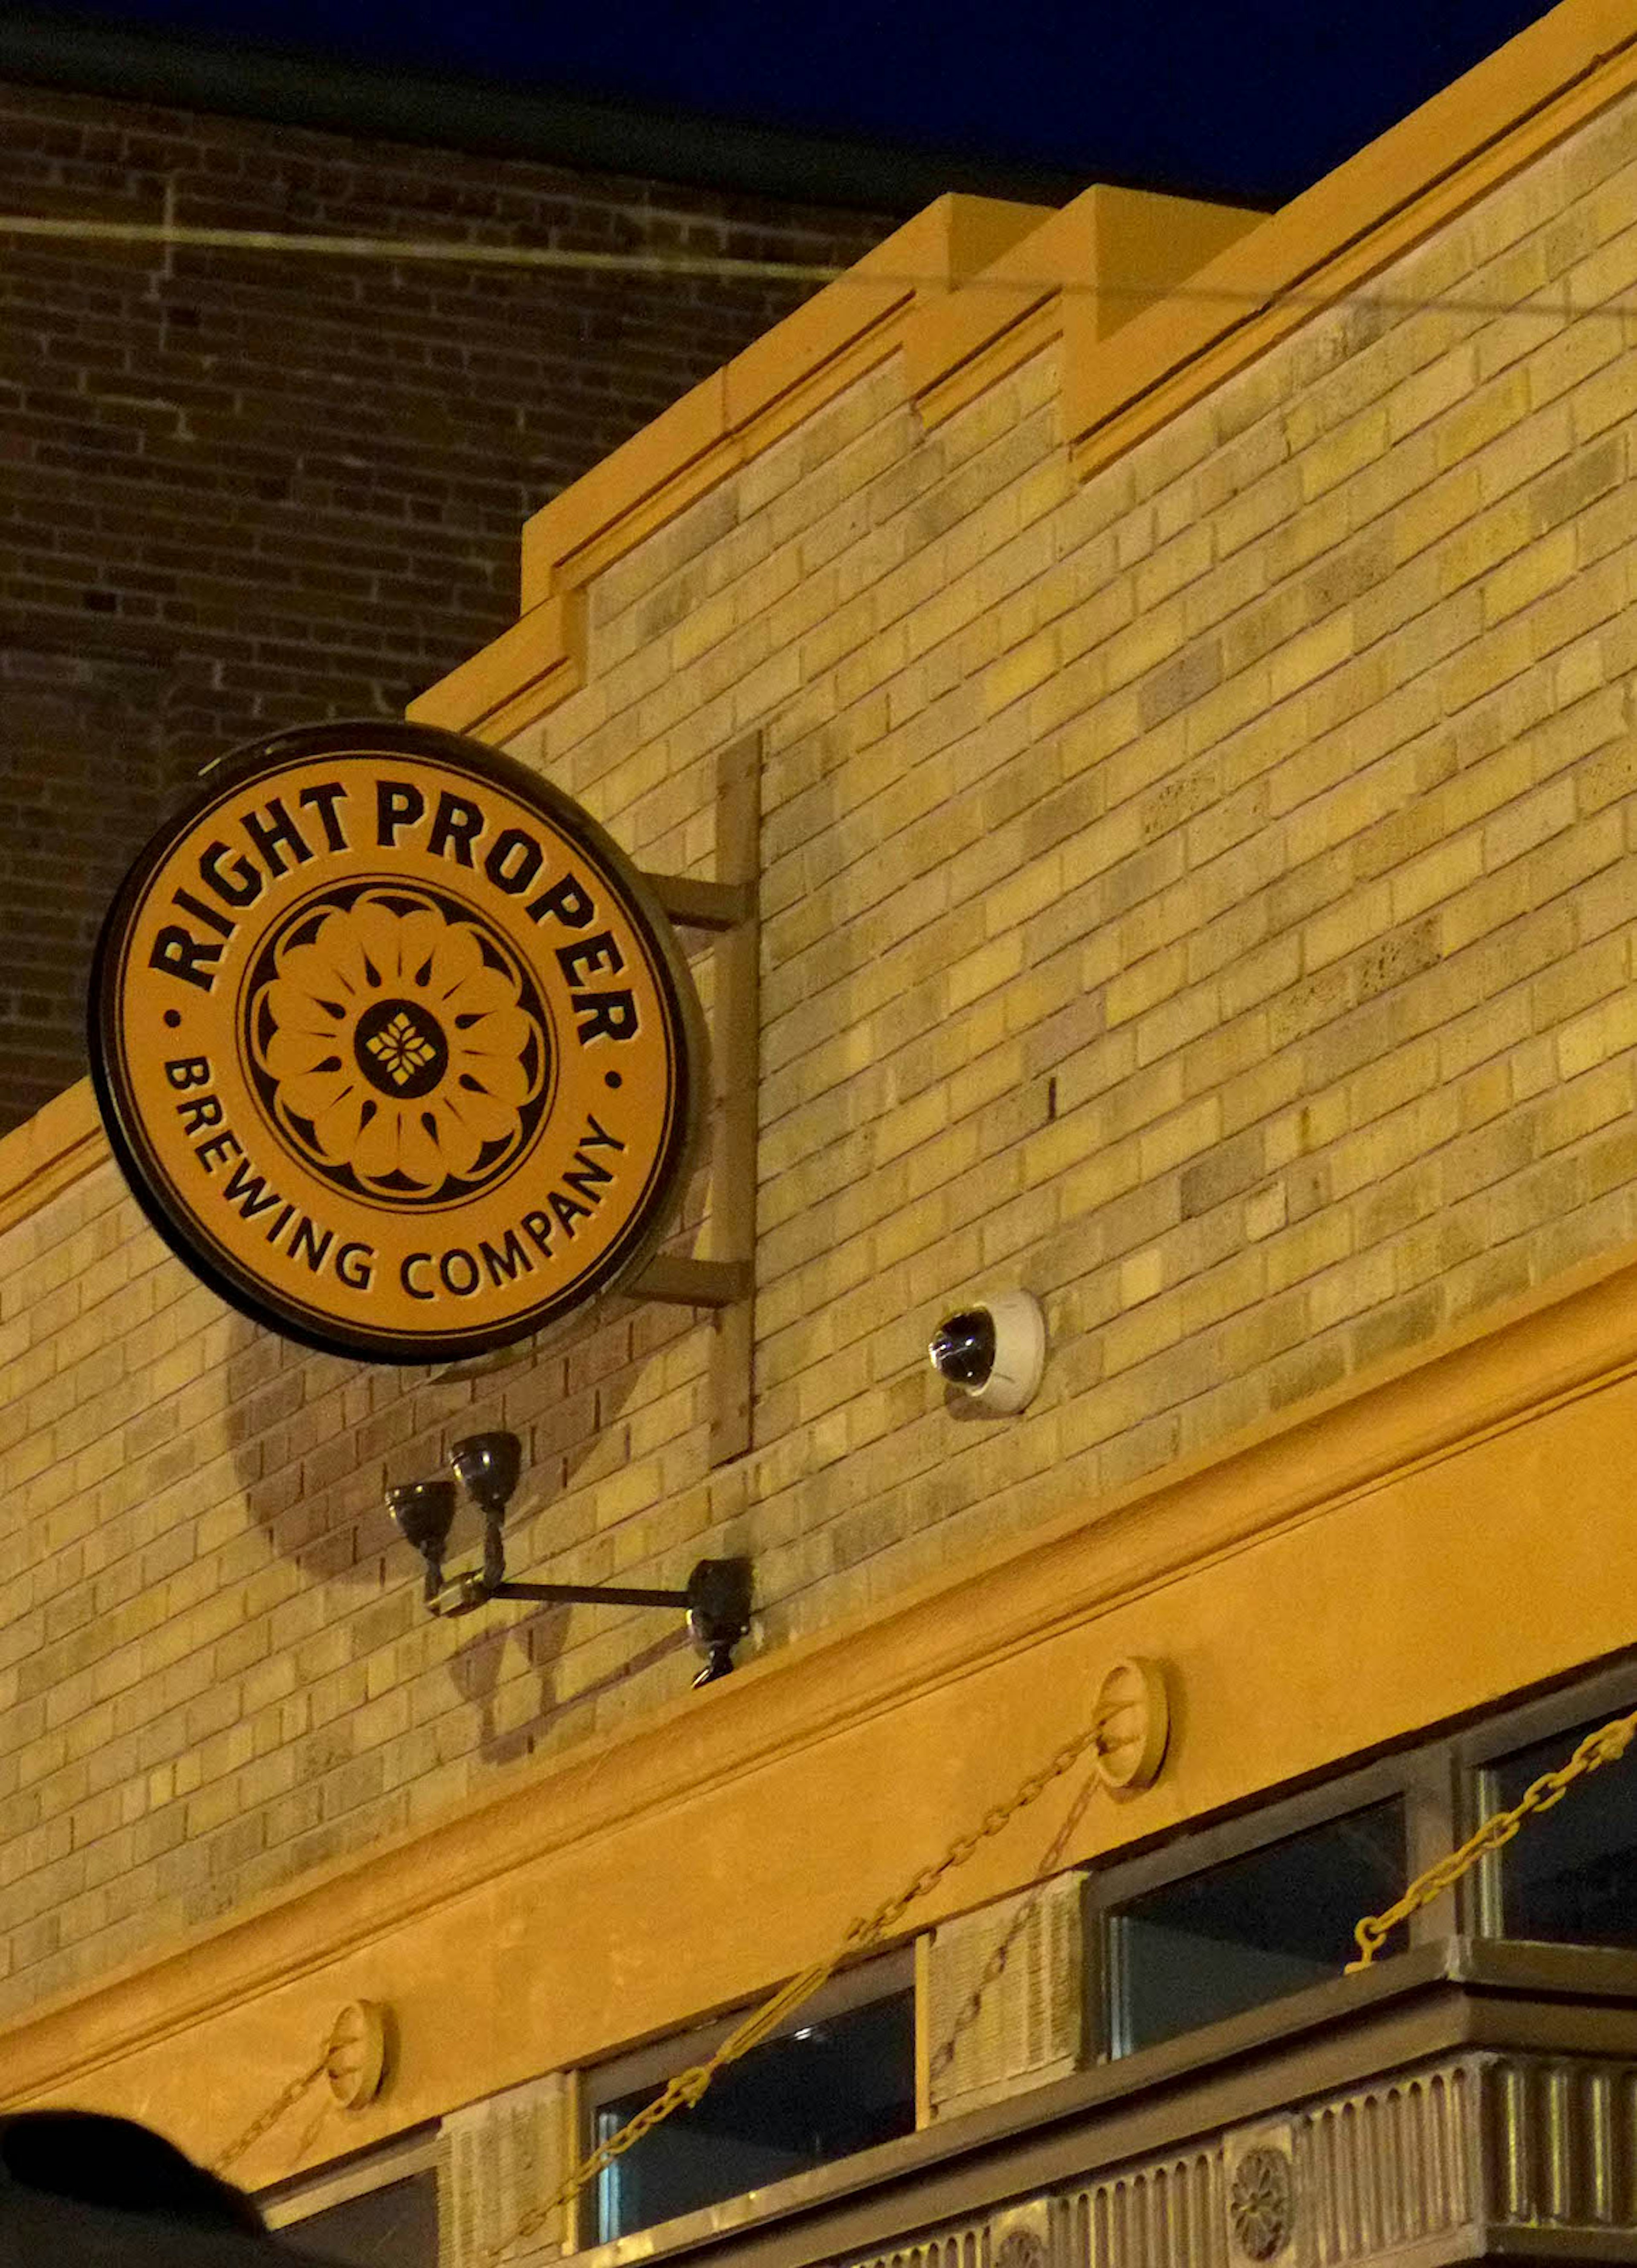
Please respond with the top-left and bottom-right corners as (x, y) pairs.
(634, 732), (760, 1465)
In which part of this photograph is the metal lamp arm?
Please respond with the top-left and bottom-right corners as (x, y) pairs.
(489, 1578), (689, 1609)
(425, 1557), (752, 1684)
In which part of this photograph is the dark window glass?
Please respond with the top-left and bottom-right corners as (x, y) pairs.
(593, 1990), (915, 2242)
(1109, 1798), (1406, 2057)
(1486, 1712), (1637, 1949)
(284, 2171), (438, 2268)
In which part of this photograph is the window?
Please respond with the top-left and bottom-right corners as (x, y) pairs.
(291, 2172), (439, 2267)
(260, 2136), (438, 2268)
(1106, 1796), (1406, 2057)
(586, 1958), (915, 2244)
(1471, 1682), (1637, 1952)
(1085, 1655), (1637, 2072)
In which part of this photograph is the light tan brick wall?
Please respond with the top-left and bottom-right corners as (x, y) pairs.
(527, 79), (1637, 1634)
(0, 1163), (714, 2017)
(7, 84), (1637, 2021)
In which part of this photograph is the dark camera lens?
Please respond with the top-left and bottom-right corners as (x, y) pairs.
(929, 1308), (995, 1387)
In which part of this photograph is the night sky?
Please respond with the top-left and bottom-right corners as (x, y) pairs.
(25, 0), (1562, 207)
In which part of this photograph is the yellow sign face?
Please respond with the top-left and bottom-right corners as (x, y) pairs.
(91, 722), (703, 1363)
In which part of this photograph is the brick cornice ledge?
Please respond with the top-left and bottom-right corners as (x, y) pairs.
(0, 1080), (107, 1240)
(1064, 0), (1637, 477)
(405, 589), (586, 743)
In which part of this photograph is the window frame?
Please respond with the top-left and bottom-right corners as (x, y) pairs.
(1080, 1648), (1637, 2062)
(1087, 1745), (1455, 2059)
(580, 1946), (916, 2246)
(258, 2125), (441, 2247)
(1455, 1655), (1637, 1938)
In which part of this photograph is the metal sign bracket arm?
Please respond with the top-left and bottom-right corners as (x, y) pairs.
(631, 730), (761, 1467)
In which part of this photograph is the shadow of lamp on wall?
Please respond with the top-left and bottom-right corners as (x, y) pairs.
(387, 1432), (753, 1686)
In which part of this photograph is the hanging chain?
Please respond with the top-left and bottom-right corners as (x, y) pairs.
(479, 1717), (1114, 2267)
(214, 2049), (331, 2175)
(1348, 1703), (1637, 1971)
(926, 1744), (1106, 2093)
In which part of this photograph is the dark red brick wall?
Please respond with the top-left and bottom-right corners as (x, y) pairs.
(0, 81), (901, 1130)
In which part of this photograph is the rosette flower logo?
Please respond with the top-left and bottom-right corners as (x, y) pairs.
(245, 887), (549, 1202)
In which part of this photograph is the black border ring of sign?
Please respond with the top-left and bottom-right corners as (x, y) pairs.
(87, 719), (708, 1367)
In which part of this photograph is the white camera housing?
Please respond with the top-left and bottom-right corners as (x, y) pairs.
(927, 1289), (1046, 1414)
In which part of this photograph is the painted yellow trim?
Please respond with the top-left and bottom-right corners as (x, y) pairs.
(1065, 0), (1637, 475)
(405, 590), (585, 739)
(0, 1082), (107, 1239)
(521, 364), (731, 608)
(11, 1227), (1637, 2175)
(514, 195), (1048, 609)
(907, 184), (1261, 430)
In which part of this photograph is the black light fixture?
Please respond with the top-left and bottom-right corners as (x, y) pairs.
(387, 1431), (753, 1686)
(448, 1431), (520, 1591)
(386, 1478), (458, 1604)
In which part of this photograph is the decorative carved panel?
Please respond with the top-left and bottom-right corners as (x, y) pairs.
(1064, 2151), (1225, 2268)
(831, 2051), (1637, 2268)
(440, 2071), (572, 2268)
(1484, 2055), (1637, 2235)
(1302, 2063), (1475, 2262)
(843, 2219), (995, 2268)
(925, 1873), (1087, 2117)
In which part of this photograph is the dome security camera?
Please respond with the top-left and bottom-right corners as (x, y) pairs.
(928, 1290), (1045, 1414)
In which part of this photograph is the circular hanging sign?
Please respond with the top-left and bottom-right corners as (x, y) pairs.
(90, 721), (704, 1364)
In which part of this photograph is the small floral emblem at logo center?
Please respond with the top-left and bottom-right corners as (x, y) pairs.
(351, 994), (450, 1102)
(367, 1011), (438, 1085)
